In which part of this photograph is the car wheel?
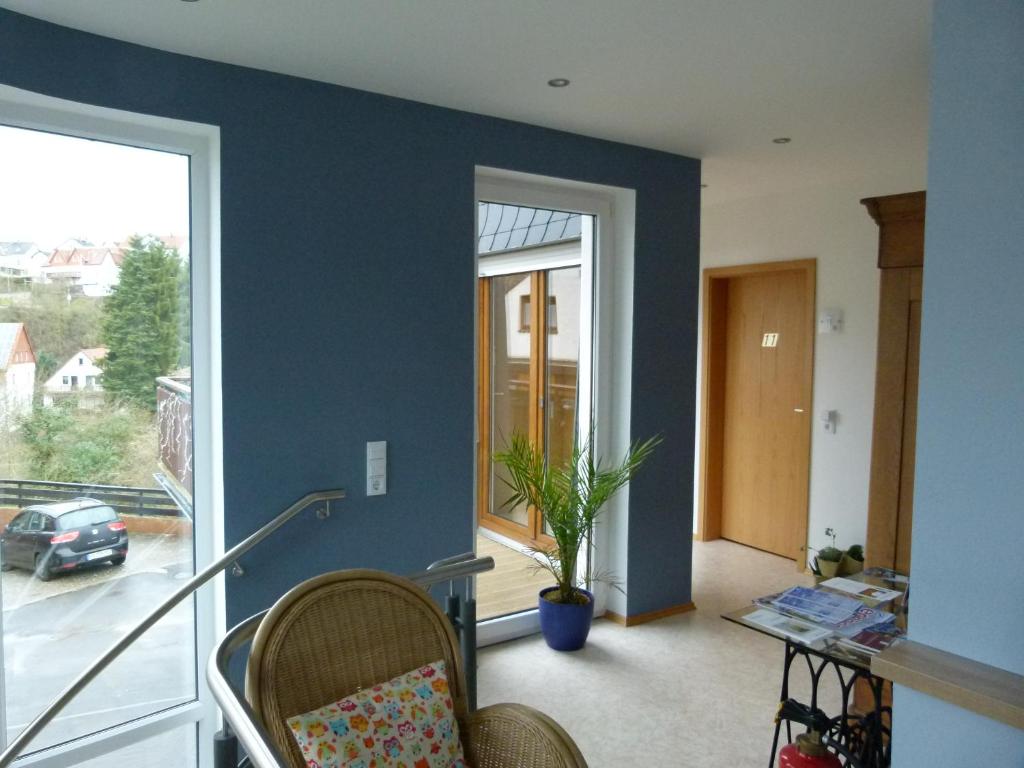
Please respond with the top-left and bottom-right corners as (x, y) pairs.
(34, 554), (53, 582)
(110, 555), (126, 566)
(0, 555), (12, 572)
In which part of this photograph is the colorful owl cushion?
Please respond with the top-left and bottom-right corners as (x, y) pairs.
(286, 659), (466, 768)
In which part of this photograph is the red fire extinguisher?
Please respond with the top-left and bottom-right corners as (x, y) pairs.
(778, 730), (842, 768)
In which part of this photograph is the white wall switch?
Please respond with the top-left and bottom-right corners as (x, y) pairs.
(821, 410), (838, 433)
(818, 309), (843, 334)
(366, 441), (387, 496)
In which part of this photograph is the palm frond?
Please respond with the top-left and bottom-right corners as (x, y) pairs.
(492, 429), (660, 601)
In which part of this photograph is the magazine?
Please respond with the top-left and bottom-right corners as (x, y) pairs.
(835, 617), (905, 656)
(820, 577), (903, 605)
(771, 586), (864, 626)
(743, 608), (834, 646)
(769, 586), (893, 635)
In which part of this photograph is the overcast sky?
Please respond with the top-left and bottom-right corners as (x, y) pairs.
(0, 125), (190, 249)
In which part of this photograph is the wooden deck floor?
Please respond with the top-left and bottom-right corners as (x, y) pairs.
(475, 533), (555, 620)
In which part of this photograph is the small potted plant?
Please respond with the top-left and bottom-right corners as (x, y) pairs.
(494, 430), (659, 651)
(840, 544), (864, 576)
(811, 528), (844, 580)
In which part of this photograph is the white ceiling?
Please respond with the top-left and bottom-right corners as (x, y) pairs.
(1, 1), (932, 203)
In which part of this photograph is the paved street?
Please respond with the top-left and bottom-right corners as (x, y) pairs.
(2, 533), (191, 610)
(2, 534), (197, 766)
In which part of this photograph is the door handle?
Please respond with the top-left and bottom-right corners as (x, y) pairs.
(793, 408), (805, 413)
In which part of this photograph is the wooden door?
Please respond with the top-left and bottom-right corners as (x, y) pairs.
(719, 269), (812, 558)
(698, 260), (815, 562)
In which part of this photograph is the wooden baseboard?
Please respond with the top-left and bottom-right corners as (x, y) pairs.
(604, 601), (697, 627)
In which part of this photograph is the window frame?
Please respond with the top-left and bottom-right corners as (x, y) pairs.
(474, 168), (637, 645)
(0, 84), (222, 768)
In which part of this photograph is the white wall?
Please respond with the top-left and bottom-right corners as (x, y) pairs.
(2, 360), (35, 420)
(696, 179), (906, 562)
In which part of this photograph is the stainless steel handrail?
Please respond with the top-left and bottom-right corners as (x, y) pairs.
(0, 488), (346, 768)
(425, 551), (476, 569)
(207, 555), (495, 768)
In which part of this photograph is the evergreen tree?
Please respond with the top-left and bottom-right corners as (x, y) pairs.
(100, 235), (181, 409)
(177, 257), (192, 369)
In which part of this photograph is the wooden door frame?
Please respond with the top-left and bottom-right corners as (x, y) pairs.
(861, 191), (926, 573)
(695, 258), (816, 566)
(477, 272), (557, 548)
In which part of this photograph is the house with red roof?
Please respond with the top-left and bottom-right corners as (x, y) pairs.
(41, 245), (123, 297)
(0, 322), (36, 425)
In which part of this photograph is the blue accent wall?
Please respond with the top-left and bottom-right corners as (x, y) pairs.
(894, 1), (1024, 763)
(0, 10), (699, 623)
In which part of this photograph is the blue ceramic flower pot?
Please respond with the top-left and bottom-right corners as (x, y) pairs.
(538, 586), (595, 651)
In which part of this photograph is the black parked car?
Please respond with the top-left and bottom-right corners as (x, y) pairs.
(0, 498), (129, 580)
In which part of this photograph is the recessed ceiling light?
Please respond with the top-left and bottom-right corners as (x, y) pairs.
(772, 137), (792, 144)
(547, 78), (571, 88)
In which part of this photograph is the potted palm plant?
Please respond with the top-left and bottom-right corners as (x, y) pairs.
(493, 430), (659, 651)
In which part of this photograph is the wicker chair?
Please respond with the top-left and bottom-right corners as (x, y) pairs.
(246, 569), (589, 768)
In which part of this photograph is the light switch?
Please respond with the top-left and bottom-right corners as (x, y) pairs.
(821, 410), (838, 433)
(818, 309), (843, 334)
(366, 441), (387, 496)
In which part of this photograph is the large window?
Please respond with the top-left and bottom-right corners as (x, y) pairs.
(0, 86), (219, 768)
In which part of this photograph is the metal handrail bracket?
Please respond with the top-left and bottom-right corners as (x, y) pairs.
(207, 555), (495, 768)
(0, 489), (345, 768)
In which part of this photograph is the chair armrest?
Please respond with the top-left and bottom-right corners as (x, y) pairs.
(461, 703), (588, 768)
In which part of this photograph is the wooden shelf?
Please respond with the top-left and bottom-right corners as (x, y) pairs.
(872, 640), (1024, 730)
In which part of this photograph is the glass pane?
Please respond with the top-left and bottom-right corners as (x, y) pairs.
(488, 271), (532, 527)
(75, 722), (196, 768)
(544, 267), (581, 537)
(0, 125), (196, 756)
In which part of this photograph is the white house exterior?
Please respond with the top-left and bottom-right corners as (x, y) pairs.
(43, 347), (107, 407)
(0, 323), (36, 427)
(41, 246), (123, 297)
(0, 242), (48, 283)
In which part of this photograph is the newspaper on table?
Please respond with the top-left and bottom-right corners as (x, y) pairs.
(771, 586), (861, 625)
(833, 616), (905, 657)
(743, 608), (833, 646)
(820, 577), (902, 605)
(770, 586), (892, 636)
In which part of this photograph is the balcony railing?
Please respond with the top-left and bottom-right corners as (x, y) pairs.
(156, 374), (192, 498)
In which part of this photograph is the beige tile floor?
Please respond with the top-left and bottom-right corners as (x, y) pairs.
(478, 538), (844, 767)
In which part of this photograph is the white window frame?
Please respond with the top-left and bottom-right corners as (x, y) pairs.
(0, 84), (223, 768)
(474, 167), (636, 646)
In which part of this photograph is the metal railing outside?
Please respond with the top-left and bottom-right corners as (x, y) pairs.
(208, 554), (495, 768)
(0, 478), (182, 517)
(0, 488), (346, 768)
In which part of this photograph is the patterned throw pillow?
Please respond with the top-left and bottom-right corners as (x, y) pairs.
(286, 659), (467, 768)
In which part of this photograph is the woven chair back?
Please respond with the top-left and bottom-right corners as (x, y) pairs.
(245, 569), (468, 768)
